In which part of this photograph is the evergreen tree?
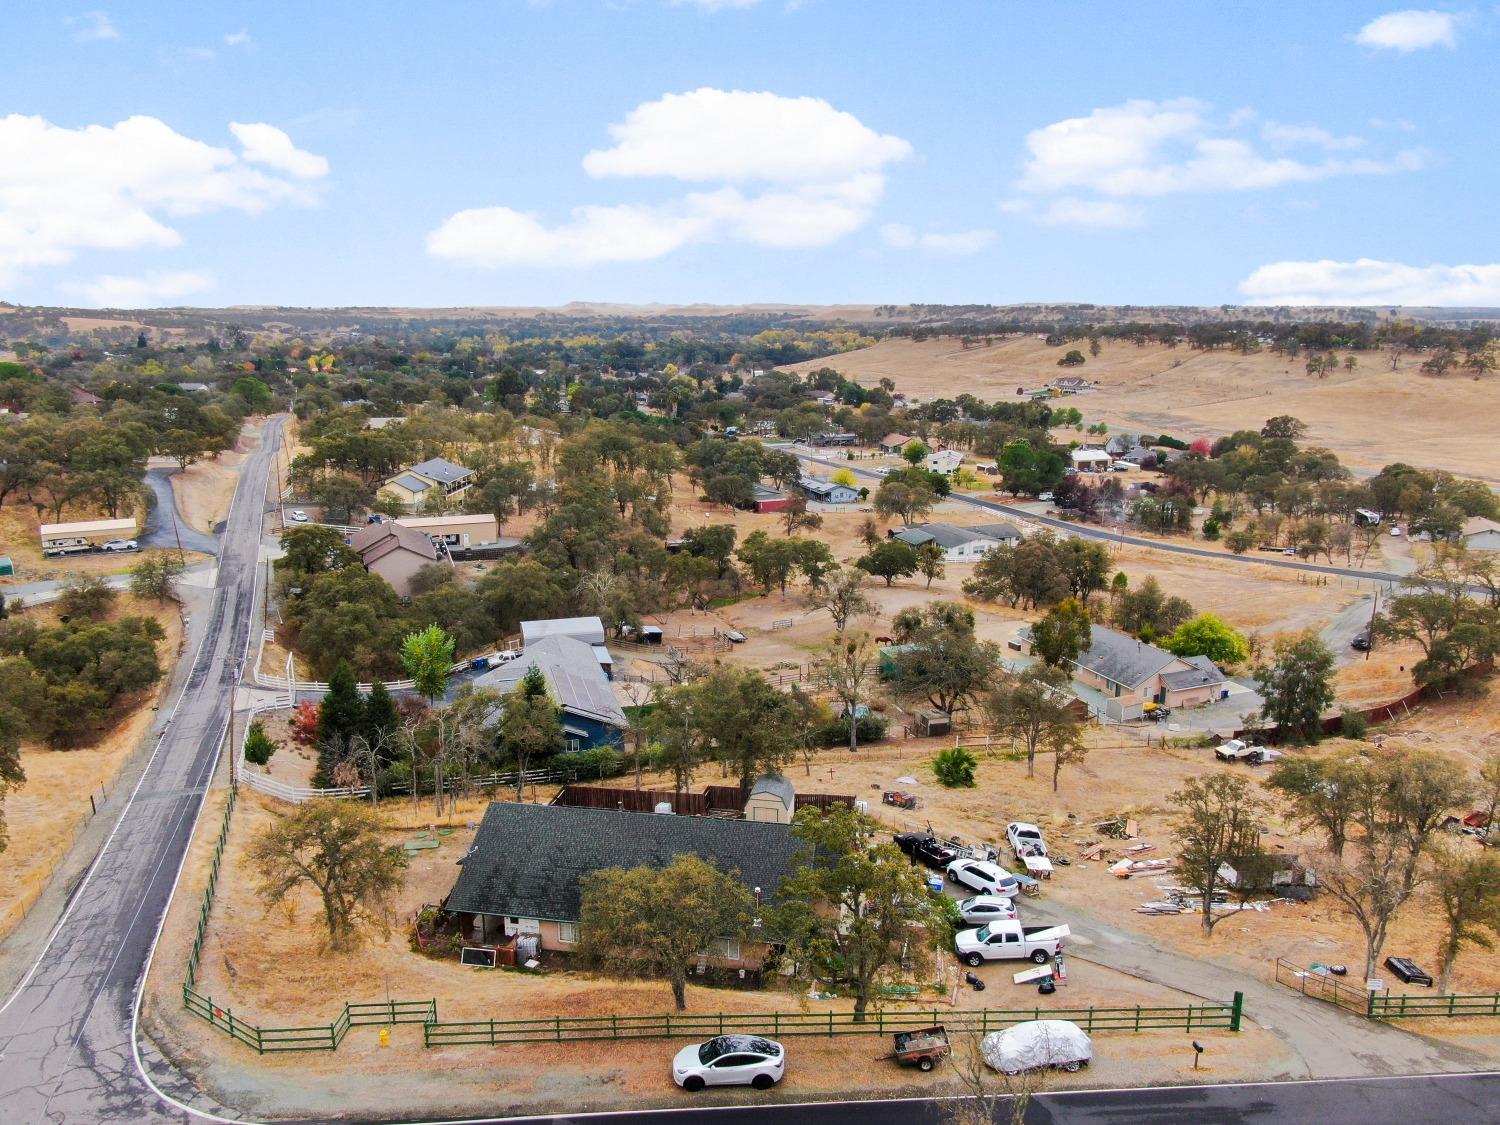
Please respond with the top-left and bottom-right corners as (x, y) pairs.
(362, 680), (399, 748)
(316, 660), (365, 785)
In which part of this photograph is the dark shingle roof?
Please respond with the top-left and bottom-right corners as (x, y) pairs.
(446, 803), (797, 922)
(1160, 654), (1228, 692)
(1075, 625), (1179, 689)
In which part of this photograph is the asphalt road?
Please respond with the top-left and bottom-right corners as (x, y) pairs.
(796, 450), (1407, 587)
(427, 1072), (1500, 1125)
(143, 466), (221, 555)
(0, 417), (282, 1124)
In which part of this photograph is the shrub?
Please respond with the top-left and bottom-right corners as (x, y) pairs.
(932, 746), (978, 788)
(243, 720), (277, 765)
(1201, 517), (1221, 541)
(1339, 708), (1368, 740)
(814, 714), (889, 748)
(557, 746), (625, 781)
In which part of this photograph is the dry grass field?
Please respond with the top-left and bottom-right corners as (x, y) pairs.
(0, 595), (186, 939)
(785, 336), (1500, 483)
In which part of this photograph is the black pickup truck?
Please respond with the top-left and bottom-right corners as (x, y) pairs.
(894, 833), (960, 871)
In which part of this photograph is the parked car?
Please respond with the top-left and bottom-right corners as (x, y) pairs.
(672, 1035), (785, 1091)
(957, 895), (1017, 925)
(954, 920), (1069, 966)
(100, 538), (139, 551)
(1351, 631), (1372, 651)
(946, 858), (1022, 897)
(1037, 491), (1054, 502)
(288, 510), (310, 523)
(895, 833), (961, 871)
(1007, 822), (1048, 860)
(1384, 957), (1434, 986)
(722, 629), (746, 644)
(981, 1020), (1092, 1074)
(872, 465), (894, 477)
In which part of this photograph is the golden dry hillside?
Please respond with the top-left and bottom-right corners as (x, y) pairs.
(786, 337), (1500, 483)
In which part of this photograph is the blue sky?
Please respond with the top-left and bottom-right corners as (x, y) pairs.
(4, 2), (1497, 308)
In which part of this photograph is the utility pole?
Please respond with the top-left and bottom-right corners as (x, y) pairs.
(1365, 587), (1380, 661)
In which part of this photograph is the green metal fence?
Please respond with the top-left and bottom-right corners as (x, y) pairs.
(178, 771), (438, 1053)
(1276, 959), (1500, 1020)
(184, 783), (237, 994)
(1369, 992), (1500, 1020)
(182, 990), (438, 1053)
(422, 995), (1243, 1048)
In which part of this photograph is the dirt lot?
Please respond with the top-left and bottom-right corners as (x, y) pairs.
(784, 336), (1500, 483)
(146, 773), (1281, 1120)
(0, 594), (187, 939)
(170, 448), (245, 535)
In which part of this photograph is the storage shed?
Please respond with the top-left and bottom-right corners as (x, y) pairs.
(744, 775), (796, 824)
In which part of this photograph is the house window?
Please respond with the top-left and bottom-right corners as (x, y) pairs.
(705, 936), (741, 961)
(557, 922), (581, 945)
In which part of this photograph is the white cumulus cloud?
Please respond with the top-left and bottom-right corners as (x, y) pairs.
(881, 223), (994, 255)
(224, 29), (252, 47)
(1005, 98), (1421, 228)
(1354, 10), (1457, 52)
(0, 114), (328, 286)
(428, 89), (910, 268)
(1239, 259), (1500, 306)
(427, 204), (707, 268)
(64, 269), (215, 308)
(230, 122), (330, 178)
(582, 88), (910, 184)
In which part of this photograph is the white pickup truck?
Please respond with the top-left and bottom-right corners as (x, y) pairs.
(1214, 739), (1269, 764)
(955, 921), (1070, 967)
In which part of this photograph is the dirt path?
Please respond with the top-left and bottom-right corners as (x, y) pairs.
(1021, 895), (1492, 1079)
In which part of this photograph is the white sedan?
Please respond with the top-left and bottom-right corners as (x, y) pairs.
(672, 1035), (785, 1091)
(100, 539), (139, 552)
(946, 859), (1022, 897)
(288, 510), (310, 522)
(957, 895), (1017, 924)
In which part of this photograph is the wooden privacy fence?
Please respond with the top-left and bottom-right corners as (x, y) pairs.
(1275, 959), (1500, 1020)
(422, 996), (1243, 1048)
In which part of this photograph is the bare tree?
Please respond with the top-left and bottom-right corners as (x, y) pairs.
(805, 566), (876, 632)
(943, 1026), (1053, 1125)
(819, 633), (877, 755)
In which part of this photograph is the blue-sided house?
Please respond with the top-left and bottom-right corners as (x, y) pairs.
(475, 632), (627, 751)
(798, 475), (860, 505)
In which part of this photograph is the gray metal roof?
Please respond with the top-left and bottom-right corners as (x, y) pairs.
(751, 482), (786, 501)
(521, 616), (607, 647)
(409, 457), (474, 485)
(445, 802), (797, 922)
(1075, 625), (1180, 690)
(749, 774), (795, 811)
(390, 472), (431, 493)
(971, 522), (1022, 542)
(475, 634), (626, 727)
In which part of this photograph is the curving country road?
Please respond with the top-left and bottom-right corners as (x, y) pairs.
(795, 450), (1407, 586)
(0, 417), (282, 1124)
(142, 467), (222, 556)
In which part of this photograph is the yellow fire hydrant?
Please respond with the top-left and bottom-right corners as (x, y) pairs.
(379, 1027), (390, 1048)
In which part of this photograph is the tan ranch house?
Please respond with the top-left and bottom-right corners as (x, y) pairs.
(379, 456), (476, 511)
(1021, 623), (1228, 719)
(350, 521), (445, 598)
(444, 802), (795, 972)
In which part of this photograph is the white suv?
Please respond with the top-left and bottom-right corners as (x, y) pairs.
(946, 859), (1022, 897)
